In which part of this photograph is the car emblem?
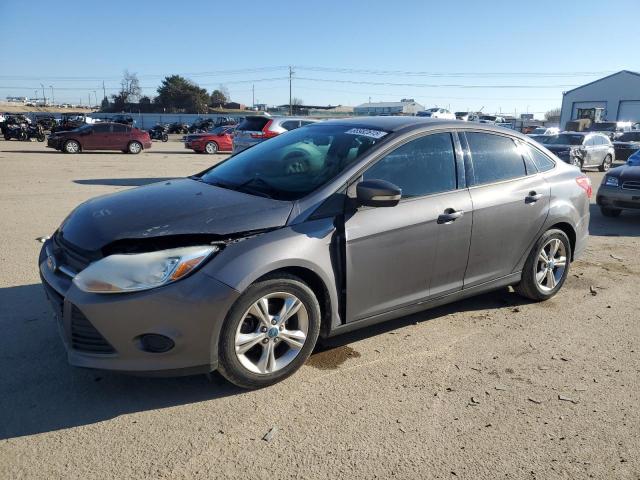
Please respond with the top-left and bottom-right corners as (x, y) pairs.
(46, 251), (58, 272)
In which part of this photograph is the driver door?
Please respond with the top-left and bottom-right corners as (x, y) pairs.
(344, 132), (472, 322)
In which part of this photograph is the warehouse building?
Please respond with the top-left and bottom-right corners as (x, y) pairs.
(354, 99), (424, 116)
(560, 70), (640, 129)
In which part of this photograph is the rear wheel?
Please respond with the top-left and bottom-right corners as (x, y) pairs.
(37, 133), (46, 142)
(599, 154), (612, 172)
(571, 156), (583, 169)
(601, 207), (622, 217)
(217, 274), (321, 389)
(515, 229), (571, 301)
(127, 141), (142, 154)
(205, 141), (218, 154)
(162, 133), (168, 142)
(63, 139), (80, 153)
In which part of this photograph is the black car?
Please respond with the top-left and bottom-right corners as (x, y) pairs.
(110, 115), (135, 126)
(612, 131), (640, 160)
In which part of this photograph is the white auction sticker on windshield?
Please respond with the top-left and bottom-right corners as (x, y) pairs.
(344, 128), (388, 139)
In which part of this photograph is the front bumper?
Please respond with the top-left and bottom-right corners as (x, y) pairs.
(46, 138), (61, 149)
(597, 185), (640, 210)
(614, 147), (639, 161)
(38, 242), (240, 375)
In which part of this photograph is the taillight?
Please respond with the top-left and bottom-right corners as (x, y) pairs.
(250, 120), (277, 139)
(576, 175), (592, 198)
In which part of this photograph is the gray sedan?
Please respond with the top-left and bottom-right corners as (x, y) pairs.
(39, 117), (591, 388)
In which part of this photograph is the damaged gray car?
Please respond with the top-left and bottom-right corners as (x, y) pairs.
(39, 117), (591, 388)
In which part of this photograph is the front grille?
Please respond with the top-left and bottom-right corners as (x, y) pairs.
(70, 305), (115, 354)
(52, 234), (93, 274)
(622, 181), (640, 191)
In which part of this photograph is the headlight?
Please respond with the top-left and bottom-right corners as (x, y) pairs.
(73, 245), (218, 293)
(604, 176), (619, 187)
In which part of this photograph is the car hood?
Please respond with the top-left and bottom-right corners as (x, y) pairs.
(606, 164), (640, 180)
(58, 178), (293, 252)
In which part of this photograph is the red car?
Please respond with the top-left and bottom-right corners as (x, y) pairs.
(184, 126), (234, 154)
(47, 122), (152, 154)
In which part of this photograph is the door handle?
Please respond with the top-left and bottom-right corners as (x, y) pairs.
(437, 209), (464, 224)
(525, 191), (543, 203)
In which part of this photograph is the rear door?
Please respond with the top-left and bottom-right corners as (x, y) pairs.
(111, 123), (131, 149)
(85, 124), (111, 150)
(344, 131), (472, 321)
(461, 131), (550, 287)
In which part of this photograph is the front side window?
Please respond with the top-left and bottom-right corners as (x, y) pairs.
(112, 124), (128, 133)
(363, 133), (457, 198)
(201, 124), (387, 200)
(466, 132), (526, 185)
(93, 124), (111, 133)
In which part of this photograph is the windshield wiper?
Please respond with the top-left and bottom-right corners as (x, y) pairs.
(231, 177), (277, 199)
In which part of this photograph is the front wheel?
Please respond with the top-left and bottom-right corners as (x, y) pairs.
(601, 207), (622, 217)
(204, 141), (218, 154)
(599, 154), (612, 172)
(162, 133), (168, 142)
(63, 139), (80, 153)
(571, 156), (583, 169)
(37, 133), (46, 142)
(217, 274), (321, 389)
(515, 229), (571, 301)
(127, 141), (142, 154)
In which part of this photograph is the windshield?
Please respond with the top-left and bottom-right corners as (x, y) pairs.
(532, 128), (547, 134)
(545, 134), (584, 145)
(617, 132), (640, 142)
(200, 124), (387, 201)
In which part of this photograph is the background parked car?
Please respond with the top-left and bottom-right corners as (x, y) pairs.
(184, 125), (235, 154)
(528, 134), (554, 145)
(528, 127), (560, 136)
(596, 151), (640, 217)
(47, 122), (151, 154)
(455, 112), (480, 121)
(110, 115), (135, 126)
(416, 108), (456, 119)
(232, 116), (318, 153)
(612, 131), (640, 160)
(544, 132), (614, 170)
(168, 122), (189, 134)
(587, 121), (632, 140)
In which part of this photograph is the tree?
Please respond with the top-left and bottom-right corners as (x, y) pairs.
(210, 88), (228, 108)
(156, 75), (210, 113)
(291, 97), (304, 106)
(139, 96), (152, 112)
(100, 97), (110, 111)
(119, 70), (142, 103)
(545, 108), (561, 121)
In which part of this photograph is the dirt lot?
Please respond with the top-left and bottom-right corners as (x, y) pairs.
(0, 138), (638, 479)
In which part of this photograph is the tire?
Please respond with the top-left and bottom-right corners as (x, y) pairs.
(127, 141), (142, 154)
(601, 207), (622, 217)
(217, 274), (321, 389)
(37, 133), (45, 142)
(571, 156), (583, 170)
(18, 131), (28, 141)
(63, 139), (80, 154)
(204, 141), (218, 154)
(599, 154), (612, 172)
(162, 134), (168, 142)
(515, 229), (571, 301)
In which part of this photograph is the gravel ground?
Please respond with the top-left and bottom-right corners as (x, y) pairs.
(0, 138), (638, 479)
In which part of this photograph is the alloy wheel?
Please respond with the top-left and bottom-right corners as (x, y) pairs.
(65, 141), (79, 153)
(234, 292), (309, 374)
(205, 142), (217, 154)
(129, 142), (141, 154)
(535, 238), (567, 292)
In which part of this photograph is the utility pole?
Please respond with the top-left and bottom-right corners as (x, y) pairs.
(289, 66), (293, 116)
(93, 91), (98, 108)
(40, 83), (46, 105)
(252, 84), (255, 109)
(88, 93), (91, 109)
(49, 85), (54, 105)
(102, 80), (106, 102)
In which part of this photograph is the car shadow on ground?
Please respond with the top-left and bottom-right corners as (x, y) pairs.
(74, 178), (177, 187)
(588, 203), (640, 237)
(0, 282), (533, 440)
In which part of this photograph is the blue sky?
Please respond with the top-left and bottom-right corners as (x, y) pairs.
(1, 0), (638, 118)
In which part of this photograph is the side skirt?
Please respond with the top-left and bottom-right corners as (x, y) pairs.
(327, 272), (521, 337)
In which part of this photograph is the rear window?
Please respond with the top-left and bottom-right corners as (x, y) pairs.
(237, 117), (270, 132)
(113, 124), (129, 133)
(618, 132), (640, 142)
(524, 144), (555, 172)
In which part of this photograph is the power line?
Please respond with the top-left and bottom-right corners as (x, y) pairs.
(294, 77), (578, 89)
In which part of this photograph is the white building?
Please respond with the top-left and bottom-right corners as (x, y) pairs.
(354, 99), (424, 116)
(560, 70), (640, 128)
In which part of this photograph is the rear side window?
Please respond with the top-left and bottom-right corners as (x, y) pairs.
(93, 124), (111, 133)
(524, 144), (555, 172)
(237, 117), (270, 132)
(364, 133), (457, 198)
(466, 132), (526, 185)
(112, 124), (129, 133)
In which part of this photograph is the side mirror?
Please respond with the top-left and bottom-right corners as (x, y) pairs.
(356, 179), (402, 207)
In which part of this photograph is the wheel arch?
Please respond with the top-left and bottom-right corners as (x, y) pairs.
(547, 221), (576, 260)
(64, 138), (82, 152)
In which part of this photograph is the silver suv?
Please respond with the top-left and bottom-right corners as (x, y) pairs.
(232, 115), (318, 153)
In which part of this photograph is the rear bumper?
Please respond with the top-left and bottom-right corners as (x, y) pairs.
(38, 242), (240, 375)
(597, 185), (640, 210)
